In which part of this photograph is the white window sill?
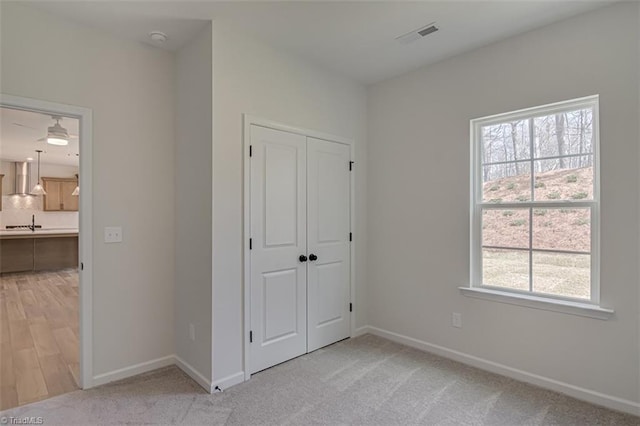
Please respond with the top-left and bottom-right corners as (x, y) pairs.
(459, 287), (614, 320)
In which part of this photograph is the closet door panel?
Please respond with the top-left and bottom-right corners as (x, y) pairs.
(307, 137), (351, 352)
(249, 125), (307, 374)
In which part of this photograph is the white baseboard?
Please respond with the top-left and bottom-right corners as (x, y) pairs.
(353, 326), (370, 337)
(212, 371), (245, 391)
(363, 326), (640, 417)
(174, 356), (212, 393)
(92, 355), (175, 387)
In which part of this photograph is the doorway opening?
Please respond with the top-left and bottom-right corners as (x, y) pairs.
(0, 95), (92, 409)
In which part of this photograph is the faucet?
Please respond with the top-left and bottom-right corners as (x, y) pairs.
(30, 214), (35, 232)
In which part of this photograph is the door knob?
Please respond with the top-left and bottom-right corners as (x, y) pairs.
(299, 255), (308, 262)
(309, 254), (318, 261)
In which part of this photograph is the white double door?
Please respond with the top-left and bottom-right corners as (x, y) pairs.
(249, 124), (351, 374)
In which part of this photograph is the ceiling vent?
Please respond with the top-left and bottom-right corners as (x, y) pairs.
(396, 23), (439, 45)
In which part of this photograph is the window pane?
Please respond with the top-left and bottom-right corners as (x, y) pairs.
(482, 162), (531, 203)
(532, 208), (590, 252)
(532, 252), (590, 299)
(482, 208), (529, 249)
(482, 120), (530, 164)
(533, 156), (593, 201)
(482, 248), (529, 291)
(533, 108), (593, 158)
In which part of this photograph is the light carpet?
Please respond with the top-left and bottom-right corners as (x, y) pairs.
(1, 334), (638, 425)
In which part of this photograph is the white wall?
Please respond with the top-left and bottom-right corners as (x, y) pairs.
(367, 2), (639, 407)
(0, 161), (79, 229)
(0, 3), (176, 379)
(212, 20), (368, 384)
(174, 23), (213, 385)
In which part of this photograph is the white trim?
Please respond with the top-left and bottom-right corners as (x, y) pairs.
(174, 356), (212, 393)
(459, 287), (613, 320)
(470, 95), (600, 126)
(0, 94), (94, 389)
(242, 114), (355, 381)
(363, 326), (639, 416)
(353, 326), (369, 337)
(243, 115), (353, 147)
(242, 116), (252, 382)
(92, 355), (174, 387)
(212, 371), (245, 391)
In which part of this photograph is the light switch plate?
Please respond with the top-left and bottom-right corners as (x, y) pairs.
(104, 226), (123, 243)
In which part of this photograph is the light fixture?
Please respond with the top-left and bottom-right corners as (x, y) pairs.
(72, 173), (79, 196)
(47, 116), (69, 146)
(31, 150), (47, 195)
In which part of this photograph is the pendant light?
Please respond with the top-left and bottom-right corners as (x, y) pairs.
(71, 173), (79, 196)
(31, 150), (47, 195)
(46, 116), (69, 146)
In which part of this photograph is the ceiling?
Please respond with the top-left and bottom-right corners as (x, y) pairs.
(30, 1), (614, 84)
(0, 107), (80, 166)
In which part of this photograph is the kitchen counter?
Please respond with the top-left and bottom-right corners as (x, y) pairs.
(0, 228), (79, 239)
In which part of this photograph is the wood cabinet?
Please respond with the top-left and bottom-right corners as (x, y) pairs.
(42, 177), (78, 211)
(0, 234), (78, 273)
(0, 238), (35, 273)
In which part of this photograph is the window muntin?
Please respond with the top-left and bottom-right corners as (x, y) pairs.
(471, 96), (599, 303)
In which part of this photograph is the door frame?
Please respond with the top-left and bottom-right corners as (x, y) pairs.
(0, 93), (94, 389)
(242, 114), (355, 381)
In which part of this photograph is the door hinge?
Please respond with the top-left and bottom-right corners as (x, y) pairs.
(249, 145), (253, 157)
(349, 161), (354, 171)
(80, 262), (84, 270)
(349, 303), (353, 312)
(249, 238), (252, 250)
(249, 330), (253, 343)
(349, 232), (352, 242)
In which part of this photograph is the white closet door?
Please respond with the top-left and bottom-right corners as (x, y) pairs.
(306, 137), (351, 352)
(249, 125), (307, 374)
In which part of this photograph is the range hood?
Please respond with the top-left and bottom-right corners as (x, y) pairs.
(10, 162), (32, 195)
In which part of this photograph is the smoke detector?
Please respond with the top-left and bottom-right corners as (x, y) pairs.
(396, 23), (439, 45)
(149, 31), (168, 44)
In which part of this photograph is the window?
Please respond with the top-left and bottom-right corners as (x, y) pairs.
(470, 96), (599, 304)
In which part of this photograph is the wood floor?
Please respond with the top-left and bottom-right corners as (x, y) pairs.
(0, 269), (79, 410)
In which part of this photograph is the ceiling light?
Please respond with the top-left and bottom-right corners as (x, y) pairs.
(26, 157), (33, 161)
(47, 116), (69, 146)
(31, 150), (47, 196)
(149, 31), (168, 44)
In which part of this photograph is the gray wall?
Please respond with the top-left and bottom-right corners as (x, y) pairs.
(366, 3), (639, 403)
(212, 19), (368, 385)
(1, 3), (176, 379)
(175, 23), (214, 383)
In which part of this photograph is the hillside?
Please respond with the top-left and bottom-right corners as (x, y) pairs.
(481, 166), (593, 298)
(482, 166), (592, 253)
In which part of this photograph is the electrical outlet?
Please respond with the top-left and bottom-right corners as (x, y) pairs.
(452, 312), (462, 328)
(189, 323), (196, 341)
(104, 226), (123, 243)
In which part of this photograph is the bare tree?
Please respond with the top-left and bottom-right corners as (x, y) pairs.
(555, 113), (567, 168)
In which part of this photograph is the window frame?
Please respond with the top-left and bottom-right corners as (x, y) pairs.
(469, 95), (601, 306)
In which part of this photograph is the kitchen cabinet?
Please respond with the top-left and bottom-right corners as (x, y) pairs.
(0, 238), (34, 273)
(42, 177), (79, 211)
(0, 233), (78, 273)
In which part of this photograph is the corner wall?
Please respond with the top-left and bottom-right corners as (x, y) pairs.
(366, 2), (639, 409)
(212, 20), (368, 385)
(174, 23), (214, 387)
(0, 3), (176, 381)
